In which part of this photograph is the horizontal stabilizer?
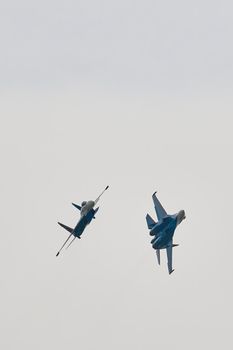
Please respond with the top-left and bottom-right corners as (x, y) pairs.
(146, 214), (156, 230)
(58, 222), (73, 233)
(72, 203), (81, 210)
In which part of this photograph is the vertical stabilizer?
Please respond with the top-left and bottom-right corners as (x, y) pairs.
(156, 250), (160, 265)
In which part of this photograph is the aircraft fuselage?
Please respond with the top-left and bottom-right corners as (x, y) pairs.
(150, 215), (178, 249)
(73, 208), (96, 238)
(81, 200), (95, 217)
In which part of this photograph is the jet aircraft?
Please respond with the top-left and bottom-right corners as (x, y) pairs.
(56, 186), (109, 256)
(146, 191), (186, 274)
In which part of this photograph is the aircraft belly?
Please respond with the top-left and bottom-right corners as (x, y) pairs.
(152, 237), (166, 250)
(152, 229), (174, 249)
(73, 220), (86, 237)
(73, 210), (95, 237)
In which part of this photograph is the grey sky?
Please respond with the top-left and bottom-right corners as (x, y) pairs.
(1, 0), (233, 92)
(1, 1), (233, 350)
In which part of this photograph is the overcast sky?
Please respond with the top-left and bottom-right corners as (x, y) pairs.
(1, 1), (233, 350)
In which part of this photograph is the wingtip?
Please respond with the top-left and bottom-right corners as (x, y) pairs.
(169, 269), (175, 275)
(152, 191), (157, 197)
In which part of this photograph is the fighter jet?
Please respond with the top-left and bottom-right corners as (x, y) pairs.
(56, 186), (109, 256)
(146, 191), (186, 274)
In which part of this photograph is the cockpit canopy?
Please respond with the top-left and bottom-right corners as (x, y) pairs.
(81, 201), (87, 207)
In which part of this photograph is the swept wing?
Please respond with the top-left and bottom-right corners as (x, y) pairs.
(152, 192), (167, 221)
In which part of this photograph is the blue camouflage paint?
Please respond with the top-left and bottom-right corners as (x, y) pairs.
(146, 192), (186, 274)
(73, 208), (97, 238)
(150, 215), (178, 249)
(56, 186), (109, 256)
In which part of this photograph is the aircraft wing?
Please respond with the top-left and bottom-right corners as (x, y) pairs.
(166, 243), (174, 274)
(152, 192), (167, 221)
